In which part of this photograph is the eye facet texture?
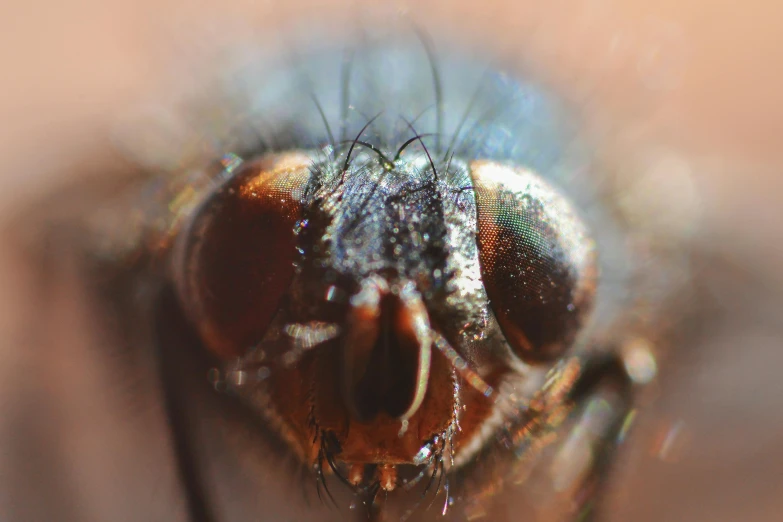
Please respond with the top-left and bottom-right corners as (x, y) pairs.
(471, 160), (597, 361)
(174, 153), (311, 359)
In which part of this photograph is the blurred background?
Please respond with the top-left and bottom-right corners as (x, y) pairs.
(1, 0), (782, 521)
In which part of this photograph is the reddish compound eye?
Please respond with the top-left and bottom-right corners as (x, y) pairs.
(173, 152), (311, 359)
(471, 160), (598, 362)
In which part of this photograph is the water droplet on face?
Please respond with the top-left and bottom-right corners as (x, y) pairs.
(398, 419), (410, 437)
(413, 444), (433, 465)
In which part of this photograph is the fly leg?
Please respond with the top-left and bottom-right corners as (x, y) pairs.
(457, 350), (636, 522)
(557, 352), (635, 521)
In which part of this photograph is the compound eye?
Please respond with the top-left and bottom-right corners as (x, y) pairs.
(470, 160), (598, 362)
(173, 152), (312, 359)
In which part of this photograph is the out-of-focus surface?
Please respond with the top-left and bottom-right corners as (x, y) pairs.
(1, 1), (782, 521)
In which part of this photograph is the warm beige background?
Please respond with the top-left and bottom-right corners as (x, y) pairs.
(1, 1), (782, 521)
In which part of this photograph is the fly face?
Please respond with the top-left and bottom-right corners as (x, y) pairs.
(172, 134), (600, 500)
(112, 32), (672, 521)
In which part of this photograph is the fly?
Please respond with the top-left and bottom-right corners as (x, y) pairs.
(127, 34), (651, 521)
